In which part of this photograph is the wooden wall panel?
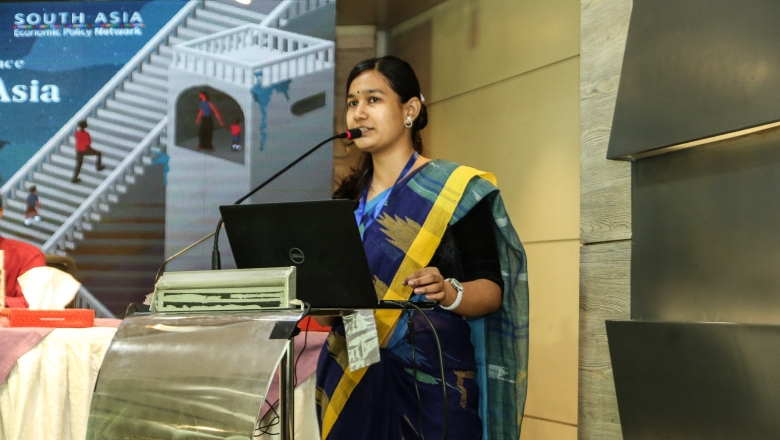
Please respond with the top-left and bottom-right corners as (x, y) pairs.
(580, 0), (632, 244)
(580, 1), (633, 437)
(578, 241), (630, 440)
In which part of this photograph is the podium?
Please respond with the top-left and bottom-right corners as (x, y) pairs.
(86, 267), (303, 440)
(85, 266), (424, 439)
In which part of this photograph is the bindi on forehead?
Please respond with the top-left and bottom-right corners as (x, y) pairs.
(347, 88), (384, 98)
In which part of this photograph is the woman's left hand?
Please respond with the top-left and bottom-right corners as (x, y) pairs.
(403, 267), (450, 302)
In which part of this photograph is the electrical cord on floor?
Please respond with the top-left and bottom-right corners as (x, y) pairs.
(407, 308), (427, 440)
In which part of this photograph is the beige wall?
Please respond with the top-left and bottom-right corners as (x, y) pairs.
(389, 0), (581, 438)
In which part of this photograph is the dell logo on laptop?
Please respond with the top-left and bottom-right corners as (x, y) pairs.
(289, 248), (305, 264)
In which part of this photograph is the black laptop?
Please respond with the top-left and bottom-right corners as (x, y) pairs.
(220, 199), (387, 310)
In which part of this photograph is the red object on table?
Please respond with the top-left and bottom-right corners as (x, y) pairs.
(297, 316), (330, 332)
(7, 309), (95, 328)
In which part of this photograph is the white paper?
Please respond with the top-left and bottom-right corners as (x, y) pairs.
(17, 266), (81, 310)
(343, 309), (381, 371)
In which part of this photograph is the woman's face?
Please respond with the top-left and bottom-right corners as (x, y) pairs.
(346, 69), (410, 154)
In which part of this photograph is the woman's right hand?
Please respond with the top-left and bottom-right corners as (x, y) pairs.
(403, 267), (451, 304)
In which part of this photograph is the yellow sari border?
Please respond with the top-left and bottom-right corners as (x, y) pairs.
(321, 165), (496, 439)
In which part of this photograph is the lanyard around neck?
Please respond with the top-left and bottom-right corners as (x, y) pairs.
(355, 151), (419, 237)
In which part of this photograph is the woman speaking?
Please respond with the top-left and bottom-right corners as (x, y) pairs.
(316, 56), (528, 440)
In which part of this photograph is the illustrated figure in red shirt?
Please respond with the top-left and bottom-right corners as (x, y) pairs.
(195, 91), (225, 151)
(72, 120), (105, 183)
(231, 118), (242, 151)
(0, 195), (46, 308)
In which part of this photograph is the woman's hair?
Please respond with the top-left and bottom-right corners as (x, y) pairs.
(200, 91), (209, 101)
(334, 56), (428, 204)
(77, 120), (87, 130)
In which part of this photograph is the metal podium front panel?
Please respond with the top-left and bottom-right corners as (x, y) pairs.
(86, 311), (302, 440)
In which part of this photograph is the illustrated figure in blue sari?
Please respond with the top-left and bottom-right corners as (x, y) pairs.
(315, 56), (528, 440)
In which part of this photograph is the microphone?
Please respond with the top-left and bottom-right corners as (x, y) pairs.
(342, 128), (363, 139)
(210, 128), (364, 270)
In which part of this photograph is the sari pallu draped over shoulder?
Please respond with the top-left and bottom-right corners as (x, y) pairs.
(316, 160), (529, 440)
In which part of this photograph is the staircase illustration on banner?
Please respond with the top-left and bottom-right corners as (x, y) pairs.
(0, 0), (334, 316)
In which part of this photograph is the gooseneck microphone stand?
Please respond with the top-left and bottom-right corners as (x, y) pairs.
(210, 128), (363, 270)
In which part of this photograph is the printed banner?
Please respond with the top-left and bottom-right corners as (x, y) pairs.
(0, 0), (336, 315)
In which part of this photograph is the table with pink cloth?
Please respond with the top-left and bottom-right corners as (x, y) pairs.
(0, 317), (327, 440)
(0, 318), (121, 440)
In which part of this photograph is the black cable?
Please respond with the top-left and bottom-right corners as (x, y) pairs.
(255, 398), (280, 436)
(256, 301), (310, 437)
(294, 313), (311, 386)
(407, 307), (427, 440)
(297, 300), (312, 324)
(406, 302), (449, 440)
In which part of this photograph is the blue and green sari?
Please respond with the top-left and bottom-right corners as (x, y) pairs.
(316, 160), (528, 440)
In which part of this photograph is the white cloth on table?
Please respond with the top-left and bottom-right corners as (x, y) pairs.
(255, 374), (320, 440)
(0, 326), (116, 440)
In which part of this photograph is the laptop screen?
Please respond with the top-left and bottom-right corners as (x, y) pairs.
(220, 200), (380, 309)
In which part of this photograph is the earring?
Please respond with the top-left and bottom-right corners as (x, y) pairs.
(404, 116), (413, 128)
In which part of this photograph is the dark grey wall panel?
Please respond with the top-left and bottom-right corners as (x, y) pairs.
(607, 320), (780, 440)
(607, 0), (780, 159)
(632, 129), (780, 323)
